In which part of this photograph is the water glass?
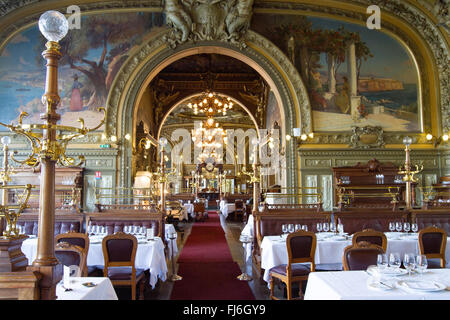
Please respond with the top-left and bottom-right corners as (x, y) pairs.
(416, 255), (428, 274)
(403, 253), (416, 277)
(330, 223), (336, 233)
(403, 222), (411, 233)
(389, 222), (395, 232)
(124, 225), (129, 234)
(377, 254), (388, 271)
(389, 253), (401, 269)
(295, 224), (301, 232)
(395, 222), (402, 232)
(301, 225), (308, 232)
(337, 223), (344, 234)
(282, 224), (288, 236)
(316, 223), (323, 233)
(288, 224), (295, 233)
(323, 222), (330, 232)
(411, 223), (418, 233)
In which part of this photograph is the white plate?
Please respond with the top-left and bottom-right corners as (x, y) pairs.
(396, 280), (447, 292)
(367, 267), (408, 277)
(367, 280), (395, 291)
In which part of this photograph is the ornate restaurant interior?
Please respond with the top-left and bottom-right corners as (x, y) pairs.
(0, 0), (448, 303)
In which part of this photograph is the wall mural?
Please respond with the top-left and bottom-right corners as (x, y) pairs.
(252, 14), (420, 132)
(0, 12), (165, 130)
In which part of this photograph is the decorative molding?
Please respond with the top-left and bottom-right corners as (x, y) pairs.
(163, 0), (254, 49)
(349, 126), (385, 149)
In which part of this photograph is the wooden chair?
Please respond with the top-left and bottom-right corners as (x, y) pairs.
(55, 242), (86, 277)
(269, 231), (316, 300)
(193, 201), (206, 222)
(418, 226), (447, 268)
(352, 229), (387, 252)
(234, 200), (245, 221)
(55, 231), (90, 276)
(342, 241), (384, 271)
(102, 232), (145, 300)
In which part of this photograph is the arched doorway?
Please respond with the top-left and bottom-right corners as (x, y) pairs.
(106, 30), (312, 195)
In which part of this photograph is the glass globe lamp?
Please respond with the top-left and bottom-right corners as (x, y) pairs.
(38, 11), (69, 42)
(403, 136), (412, 147)
(1, 136), (11, 146)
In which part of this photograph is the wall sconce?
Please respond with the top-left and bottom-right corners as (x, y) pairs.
(425, 133), (449, 147)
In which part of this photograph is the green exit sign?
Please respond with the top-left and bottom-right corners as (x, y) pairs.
(100, 144), (110, 148)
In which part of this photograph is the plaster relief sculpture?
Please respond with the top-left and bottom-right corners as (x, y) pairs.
(163, 0), (254, 48)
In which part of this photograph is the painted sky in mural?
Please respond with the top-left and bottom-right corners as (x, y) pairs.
(252, 15), (420, 132)
(0, 12), (165, 131)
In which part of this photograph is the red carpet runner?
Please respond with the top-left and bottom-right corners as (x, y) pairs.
(170, 212), (255, 300)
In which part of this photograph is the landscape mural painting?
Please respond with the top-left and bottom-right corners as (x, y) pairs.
(252, 14), (420, 132)
(0, 12), (165, 130)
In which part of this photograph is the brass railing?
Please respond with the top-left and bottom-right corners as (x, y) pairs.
(336, 186), (401, 208)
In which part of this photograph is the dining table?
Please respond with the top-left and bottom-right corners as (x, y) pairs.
(56, 277), (118, 300)
(183, 203), (194, 219)
(304, 269), (450, 300)
(22, 234), (168, 289)
(220, 203), (236, 219)
(260, 231), (450, 285)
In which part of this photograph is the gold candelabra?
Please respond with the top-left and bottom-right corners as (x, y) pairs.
(398, 136), (423, 209)
(240, 138), (260, 212)
(0, 184), (32, 238)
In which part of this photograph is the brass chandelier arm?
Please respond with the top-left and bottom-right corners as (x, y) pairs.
(0, 107), (105, 169)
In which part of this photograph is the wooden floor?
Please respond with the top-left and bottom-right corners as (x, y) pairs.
(116, 212), (271, 300)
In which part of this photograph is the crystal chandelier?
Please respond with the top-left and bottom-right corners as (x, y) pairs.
(192, 117), (226, 163)
(187, 92), (233, 116)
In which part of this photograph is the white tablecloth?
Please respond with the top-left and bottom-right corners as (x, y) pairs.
(241, 214), (254, 262)
(184, 203), (194, 218)
(305, 269), (450, 300)
(57, 277), (118, 300)
(260, 233), (450, 284)
(22, 235), (168, 289)
(221, 204), (236, 218)
(165, 224), (178, 257)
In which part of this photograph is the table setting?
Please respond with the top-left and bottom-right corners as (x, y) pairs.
(56, 276), (118, 300)
(305, 253), (450, 300)
(21, 224), (168, 289)
(260, 221), (450, 285)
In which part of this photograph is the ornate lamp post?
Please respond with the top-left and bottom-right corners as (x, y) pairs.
(0, 11), (104, 299)
(399, 136), (423, 210)
(240, 138), (260, 213)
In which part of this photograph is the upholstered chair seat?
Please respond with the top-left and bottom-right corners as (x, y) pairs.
(269, 231), (316, 300)
(269, 263), (311, 277)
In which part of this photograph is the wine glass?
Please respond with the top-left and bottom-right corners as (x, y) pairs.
(416, 255), (428, 274)
(403, 253), (416, 277)
(403, 222), (411, 233)
(281, 224), (288, 237)
(389, 253), (401, 270)
(323, 222), (330, 233)
(377, 254), (388, 271)
(288, 224), (295, 234)
(337, 223), (344, 234)
(301, 225), (308, 232)
(124, 225), (129, 234)
(330, 223), (336, 233)
(389, 222), (395, 233)
(411, 223), (418, 233)
(316, 223), (323, 233)
(395, 222), (402, 233)
(295, 224), (301, 232)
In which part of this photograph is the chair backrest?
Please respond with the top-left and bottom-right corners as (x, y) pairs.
(235, 200), (244, 210)
(418, 226), (447, 267)
(342, 241), (384, 271)
(55, 231), (89, 254)
(194, 202), (205, 212)
(352, 229), (387, 251)
(55, 242), (85, 274)
(286, 231), (317, 271)
(102, 232), (137, 268)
